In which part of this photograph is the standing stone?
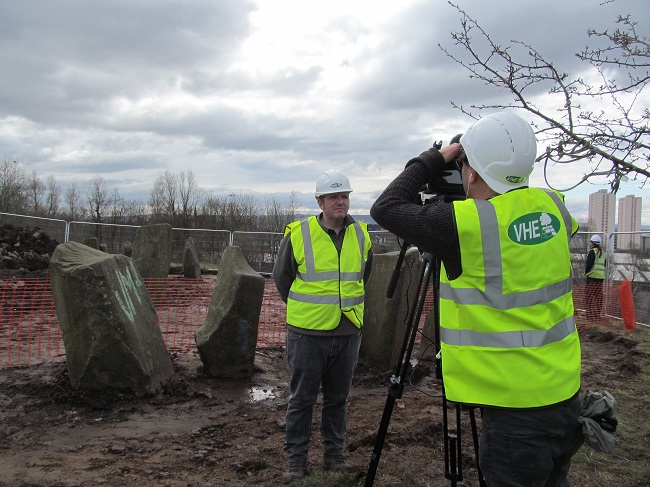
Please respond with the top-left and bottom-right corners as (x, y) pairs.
(49, 241), (174, 396)
(361, 248), (424, 370)
(83, 237), (99, 250)
(123, 241), (133, 257)
(132, 223), (172, 278)
(182, 237), (201, 279)
(194, 246), (265, 378)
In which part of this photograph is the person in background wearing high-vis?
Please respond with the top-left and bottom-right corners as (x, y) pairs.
(585, 235), (606, 320)
(273, 169), (373, 484)
(371, 112), (583, 487)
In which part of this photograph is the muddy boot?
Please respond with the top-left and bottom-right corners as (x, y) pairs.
(282, 462), (308, 484)
(323, 454), (351, 472)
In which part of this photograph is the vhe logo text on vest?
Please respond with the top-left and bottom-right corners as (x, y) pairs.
(508, 212), (562, 246)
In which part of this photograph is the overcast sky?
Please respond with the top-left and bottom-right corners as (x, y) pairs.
(1, 0), (648, 225)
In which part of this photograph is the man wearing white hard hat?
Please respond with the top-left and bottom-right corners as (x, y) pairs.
(371, 112), (583, 486)
(585, 235), (606, 319)
(273, 169), (373, 483)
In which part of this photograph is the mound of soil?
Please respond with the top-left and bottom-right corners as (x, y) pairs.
(0, 326), (648, 487)
(0, 224), (59, 277)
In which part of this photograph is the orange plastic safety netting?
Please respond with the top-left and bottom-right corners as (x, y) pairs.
(0, 277), (288, 369)
(0, 277), (633, 369)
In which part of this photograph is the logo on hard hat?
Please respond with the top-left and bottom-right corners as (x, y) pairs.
(508, 212), (561, 245)
(331, 183), (342, 188)
(506, 176), (526, 183)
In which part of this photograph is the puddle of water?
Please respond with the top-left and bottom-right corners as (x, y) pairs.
(248, 386), (277, 403)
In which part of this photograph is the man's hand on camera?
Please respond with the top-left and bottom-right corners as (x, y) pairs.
(439, 143), (463, 164)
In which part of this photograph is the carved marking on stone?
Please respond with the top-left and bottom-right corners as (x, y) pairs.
(114, 261), (144, 322)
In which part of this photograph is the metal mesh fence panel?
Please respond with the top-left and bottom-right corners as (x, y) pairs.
(171, 228), (231, 269)
(0, 212), (68, 245)
(369, 230), (402, 253)
(68, 221), (139, 254)
(232, 231), (284, 274)
(2, 213), (647, 369)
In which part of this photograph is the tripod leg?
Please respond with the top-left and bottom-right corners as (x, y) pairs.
(365, 256), (434, 486)
(444, 398), (463, 484)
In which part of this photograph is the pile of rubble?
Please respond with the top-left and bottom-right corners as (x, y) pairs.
(0, 224), (60, 277)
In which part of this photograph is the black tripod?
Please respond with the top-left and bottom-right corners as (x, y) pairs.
(364, 242), (486, 487)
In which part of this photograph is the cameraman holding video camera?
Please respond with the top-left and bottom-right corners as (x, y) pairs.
(370, 112), (583, 487)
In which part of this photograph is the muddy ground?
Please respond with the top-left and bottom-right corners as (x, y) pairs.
(1, 323), (649, 487)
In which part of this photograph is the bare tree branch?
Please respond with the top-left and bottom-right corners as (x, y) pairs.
(440, 2), (649, 193)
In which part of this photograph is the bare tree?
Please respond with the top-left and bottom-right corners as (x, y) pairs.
(122, 199), (148, 225)
(148, 176), (166, 224)
(86, 176), (110, 223)
(148, 171), (178, 225)
(440, 2), (649, 193)
(228, 192), (259, 231)
(261, 191), (302, 232)
(107, 187), (126, 224)
(26, 170), (46, 217)
(288, 191), (301, 223)
(64, 182), (84, 221)
(178, 170), (198, 228)
(196, 193), (224, 229)
(0, 158), (28, 213)
(162, 171), (178, 226)
(262, 196), (285, 232)
(44, 175), (60, 218)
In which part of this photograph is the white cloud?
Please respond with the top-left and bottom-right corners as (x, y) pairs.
(0, 0), (647, 224)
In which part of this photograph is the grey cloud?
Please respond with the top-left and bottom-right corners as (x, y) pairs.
(0, 0), (256, 123)
(1, 0), (647, 220)
(346, 0), (648, 115)
(182, 65), (323, 97)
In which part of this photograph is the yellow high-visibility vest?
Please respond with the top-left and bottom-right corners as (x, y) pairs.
(440, 188), (581, 408)
(586, 249), (606, 279)
(285, 216), (371, 330)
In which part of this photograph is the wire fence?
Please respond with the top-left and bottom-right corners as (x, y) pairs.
(0, 275), (637, 369)
(1, 213), (648, 369)
(0, 277), (289, 369)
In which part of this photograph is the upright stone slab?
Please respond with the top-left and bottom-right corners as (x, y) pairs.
(194, 246), (265, 378)
(123, 241), (133, 257)
(361, 248), (424, 370)
(182, 237), (201, 279)
(83, 237), (99, 249)
(132, 223), (172, 278)
(49, 241), (174, 396)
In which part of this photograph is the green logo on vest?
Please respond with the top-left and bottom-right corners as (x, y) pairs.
(508, 212), (561, 245)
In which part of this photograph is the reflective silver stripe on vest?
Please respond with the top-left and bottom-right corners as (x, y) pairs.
(288, 291), (340, 305)
(296, 218), (366, 283)
(287, 291), (364, 307)
(341, 295), (364, 307)
(440, 194), (573, 309)
(297, 270), (340, 282)
(441, 316), (576, 348)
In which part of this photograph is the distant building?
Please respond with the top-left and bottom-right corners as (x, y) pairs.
(617, 195), (643, 250)
(588, 189), (615, 237)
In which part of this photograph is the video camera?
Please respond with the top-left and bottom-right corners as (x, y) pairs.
(421, 139), (466, 203)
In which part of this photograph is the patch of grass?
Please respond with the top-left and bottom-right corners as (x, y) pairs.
(570, 327), (650, 487)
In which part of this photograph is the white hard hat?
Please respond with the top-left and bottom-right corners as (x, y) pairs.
(460, 111), (537, 194)
(315, 169), (353, 197)
(590, 235), (602, 245)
